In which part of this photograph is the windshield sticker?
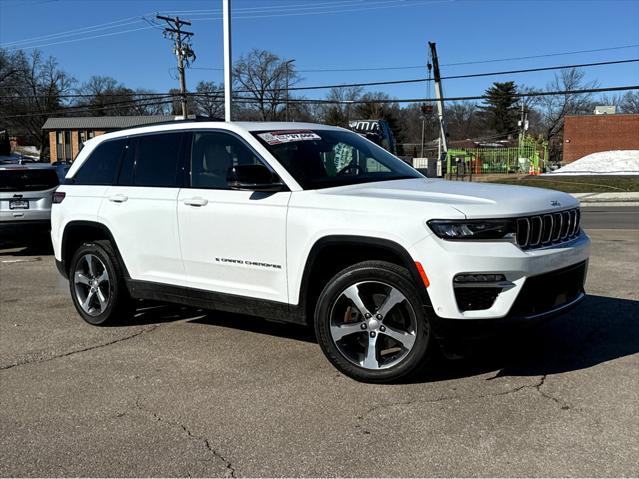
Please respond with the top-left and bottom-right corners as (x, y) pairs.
(258, 130), (321, 145)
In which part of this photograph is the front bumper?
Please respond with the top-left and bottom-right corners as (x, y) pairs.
(410, 230), (591, 321)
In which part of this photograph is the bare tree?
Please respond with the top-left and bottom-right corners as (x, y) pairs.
(619, 91), (639, 113)
(130, 88), (172, 115)
(233, 49), (299, 121)
(1, 49), (75, 153)
(322, 86), (363, 126)
(193, 81), (224, 119)
(447, 101), (486, 140)
(537, 68), (597, 161)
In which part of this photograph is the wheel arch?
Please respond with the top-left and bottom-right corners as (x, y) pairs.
(60, 220), (129, 279)
(296, 235), (432, 325)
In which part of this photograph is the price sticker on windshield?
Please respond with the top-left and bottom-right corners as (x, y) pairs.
(258, 130), (321, 145)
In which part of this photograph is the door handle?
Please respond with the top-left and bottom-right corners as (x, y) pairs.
(184, 197), (208, 207)
(108, 194), (128, 203)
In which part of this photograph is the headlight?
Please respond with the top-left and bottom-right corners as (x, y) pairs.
(427, 219), (515, 240)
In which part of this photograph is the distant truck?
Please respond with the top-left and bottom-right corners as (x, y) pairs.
(348, 119), (397, 155)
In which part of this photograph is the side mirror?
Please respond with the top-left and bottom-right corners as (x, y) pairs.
(227, 164), (285, 192)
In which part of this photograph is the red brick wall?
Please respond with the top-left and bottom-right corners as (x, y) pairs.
(563, 114), (639, 163)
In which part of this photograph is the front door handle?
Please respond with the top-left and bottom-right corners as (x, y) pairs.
(108, 194), (128, 203)
(184, 197), (208, 207)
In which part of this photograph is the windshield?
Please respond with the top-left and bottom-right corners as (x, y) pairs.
(252, 129), (421, 190)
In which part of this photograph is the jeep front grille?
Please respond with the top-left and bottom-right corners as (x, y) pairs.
(515, 208), (580, 249)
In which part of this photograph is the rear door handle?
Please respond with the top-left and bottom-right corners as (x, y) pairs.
(184, 197), (208, 207)
(108, 194), (128, 203)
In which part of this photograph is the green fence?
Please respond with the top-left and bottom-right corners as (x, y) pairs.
(445, 137), (548, 177)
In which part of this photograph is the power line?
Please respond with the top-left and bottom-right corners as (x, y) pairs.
(0, 97), (175, 120)
(2, 84), (637, 107)
(0, 16), (145, 48)
(291, 44), (639, 72)
(442, 44), (639, 67)
(232, 85), (639, 104)
(1, 0), (435, 50)
(190, 0), (449, 21)
(232, 58), (639, 93)
(2, 83), (637, 122)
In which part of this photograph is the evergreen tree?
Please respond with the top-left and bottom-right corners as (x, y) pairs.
(480, 81), (519, 134)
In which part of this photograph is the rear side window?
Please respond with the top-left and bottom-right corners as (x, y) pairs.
(118, 132), (186, 187)
(74, 139), (126, 185)
(0, 168), (59, 192)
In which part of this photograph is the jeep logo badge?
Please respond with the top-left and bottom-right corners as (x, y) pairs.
(551, 200), (561, 207)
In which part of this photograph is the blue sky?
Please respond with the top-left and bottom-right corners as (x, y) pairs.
(1, 0), (638, 101)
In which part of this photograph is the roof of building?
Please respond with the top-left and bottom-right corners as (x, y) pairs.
(42, 115), (181, 131)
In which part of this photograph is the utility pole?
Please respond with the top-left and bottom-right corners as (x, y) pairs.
(223, 0), (232, 122)
(284, 59), (295, 122)
(428, 42), (448, 176)
(157, 15), (195, 118)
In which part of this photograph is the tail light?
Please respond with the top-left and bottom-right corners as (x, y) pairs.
(52, 191), (66, 204)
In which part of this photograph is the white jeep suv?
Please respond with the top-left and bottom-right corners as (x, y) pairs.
(51, 121), (590, 382)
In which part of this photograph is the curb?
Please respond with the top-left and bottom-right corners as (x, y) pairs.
(579, 202), (639, 207)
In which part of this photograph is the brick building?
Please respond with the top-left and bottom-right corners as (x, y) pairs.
(42, 116), (179, 163)
(563, 114), (639, 163)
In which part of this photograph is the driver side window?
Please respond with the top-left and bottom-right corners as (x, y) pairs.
(190, 131), (264, 189)
(320, 141), (391, 176)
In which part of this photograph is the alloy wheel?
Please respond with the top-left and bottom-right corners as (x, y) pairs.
(329, 281), (417, 370)
(73, 253), (110, 317)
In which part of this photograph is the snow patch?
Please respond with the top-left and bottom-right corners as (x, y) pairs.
(546, 150), (639, 175)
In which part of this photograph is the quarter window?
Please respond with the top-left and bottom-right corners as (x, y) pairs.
(190, 131), (264, 189)
(73, 138), (127, 185)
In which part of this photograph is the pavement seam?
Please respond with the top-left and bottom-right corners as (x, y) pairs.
(134, 397), (236, 478)
(0, 325), (159, 371)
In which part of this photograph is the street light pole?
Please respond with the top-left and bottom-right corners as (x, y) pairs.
(285, 59), (295, 122)
(223, 0), (232, 121)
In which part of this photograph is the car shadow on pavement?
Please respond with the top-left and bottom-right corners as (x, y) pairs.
(118, 294), (638, 382)
(188, 312), (316, 343)
(0, 238), (53, 256)
(112, 302), (210, 327)
(414, 294), (639, 383)
(119, 301), (316, 343)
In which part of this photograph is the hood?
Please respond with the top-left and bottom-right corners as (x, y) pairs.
(319, 178), (579, 218)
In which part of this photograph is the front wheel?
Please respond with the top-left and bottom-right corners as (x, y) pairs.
(314, 261), (432, 383)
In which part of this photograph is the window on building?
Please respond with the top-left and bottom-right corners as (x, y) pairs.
(64, 131), (72, 161)
(79, 131), (86, 152)
(56, 131), (63, 162)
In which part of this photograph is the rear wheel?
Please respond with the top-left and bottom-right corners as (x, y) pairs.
(314, 260), (432, 383)
(69, 240), (132, 325)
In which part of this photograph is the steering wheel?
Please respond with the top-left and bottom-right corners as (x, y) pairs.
(336, 162), (363, 176)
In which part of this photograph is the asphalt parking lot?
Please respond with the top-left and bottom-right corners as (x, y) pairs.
(1, 212), (638, 476)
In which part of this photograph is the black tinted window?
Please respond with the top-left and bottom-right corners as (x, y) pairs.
(0, 168), (59, 192)
(74, 139), (126, 185)
(190, 131), (264, 189)
(124, 132), (186, 187)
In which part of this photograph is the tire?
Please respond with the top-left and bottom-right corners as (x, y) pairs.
(68, 240), (132, 326)
(314, 260), (432, 383)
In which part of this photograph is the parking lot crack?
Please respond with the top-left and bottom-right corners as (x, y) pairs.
(0, 325), (158, 371)
(358, 395), (462, 422)
(135, 398), (236, 477)
(491, 374), (572, 410)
